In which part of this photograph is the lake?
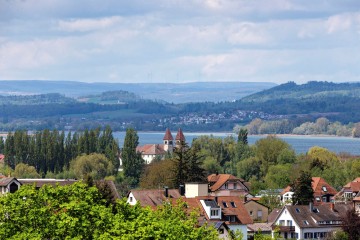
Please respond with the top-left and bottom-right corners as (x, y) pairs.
(113, 132), (360, 155)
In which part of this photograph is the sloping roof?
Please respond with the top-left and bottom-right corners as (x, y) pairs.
(182, 195), (253, 225)
(130, 189), (181, 208)
(18, 179), (78, 188)
(281, 177), (337, 197)
(312, 177), (337, 196)
(283, 203), (352, 228)
(175, 128), (185, 142)
(207, 174), (246, 191)
(343, 177), (360, 190)
(0, 177), (17, 187)
(136, 144), (166, 155)
(163, 128), (173, 141)
(247, 223), (272, 232)
(267, 208), (282, 224)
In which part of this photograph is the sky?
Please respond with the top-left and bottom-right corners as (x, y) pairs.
(1, 0), (360, 84)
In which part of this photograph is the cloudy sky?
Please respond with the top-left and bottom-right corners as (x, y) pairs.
(1, 0), (360, 84)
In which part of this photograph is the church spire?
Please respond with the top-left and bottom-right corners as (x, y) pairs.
(163, 128), (173, 152)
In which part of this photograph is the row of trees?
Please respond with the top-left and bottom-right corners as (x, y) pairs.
(0, 127), (119, 175)
(0, 182), (218, 239)
(242, 117), (360, 137)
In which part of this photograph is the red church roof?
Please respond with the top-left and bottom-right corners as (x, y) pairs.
(175, 128), (185, 141)
(163, 128), (173, 141)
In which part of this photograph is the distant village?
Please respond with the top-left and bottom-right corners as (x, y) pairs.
(1, 129), (360, 240)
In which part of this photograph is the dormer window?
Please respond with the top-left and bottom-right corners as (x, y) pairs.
(230, 201), (236, 208)
(222, 202), (228, 208)
(211, 209), (219, 217)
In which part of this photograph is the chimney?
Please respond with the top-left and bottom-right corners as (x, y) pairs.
(215, 196), (218, 205)
(179, 184), (185, 196)
(330, 203), (335, 211)
(164, 186), (169, 198)
(309, 202), (313, 212)
(215, 171), (219, 176)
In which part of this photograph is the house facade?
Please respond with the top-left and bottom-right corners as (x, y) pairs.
(244, 199), (269, 222)
(0, 177), (21, 194)
(335, 177), (360, 202)
(272, 203), (352, 240)
(208, 173), (250, 198)
(281, 177), (337, 205)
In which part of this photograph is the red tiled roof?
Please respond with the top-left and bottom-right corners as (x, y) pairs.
(349, 182), (360, 192)
(130, 189), (181, 208)
(136, 144), (166, 155)
(344, 177), (360, 188)
(175, 128), (185, 141)
(163, 128), (173, 141)
(280, 186), (291, 195)
(207, 174), (245, 191)
(312, 177), (337, 196)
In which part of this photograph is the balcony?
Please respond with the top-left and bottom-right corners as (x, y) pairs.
(273, 226), (295, 232)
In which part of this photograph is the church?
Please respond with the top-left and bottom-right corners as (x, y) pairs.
(136, 128), (185, 164)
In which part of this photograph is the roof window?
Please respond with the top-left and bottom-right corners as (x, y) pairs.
(322, 186), (327, 192)
(230, 201), (236, 208)
(295, 208), (300, 213)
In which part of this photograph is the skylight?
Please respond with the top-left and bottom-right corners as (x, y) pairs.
(222, 202), (228, 208)
(303, 220), (309, 225)
(295, 208), (300, 213)
(230, 201), (236, 207)
(322, 186), (327, 192)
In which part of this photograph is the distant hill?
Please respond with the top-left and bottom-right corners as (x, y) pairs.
(0, 80), (277, 103)
(0, 93), (75, 105)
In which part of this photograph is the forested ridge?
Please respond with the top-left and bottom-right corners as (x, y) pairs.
(1, 81), (360, 131)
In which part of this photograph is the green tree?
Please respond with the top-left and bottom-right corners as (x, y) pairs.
(13, 163), (40, 178)
(291, 171), (314, 205)
(238, 128), (248, 145)
(341, 209), (360, 240)
(122, 128), (144, 186)
(70, 153), (114, 180)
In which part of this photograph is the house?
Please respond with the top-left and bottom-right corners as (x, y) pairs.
(244, 199), (269, 222)
(126, 182), (253, 239)
(271, 203), (352, 240)
(136, 128), (186, 164)
(247, 223), (272, 238)
(280, 177), (337, 205)
(0, 176), (21, 194)
(335, 177), (360, 202)
(208, 173), (250, 198)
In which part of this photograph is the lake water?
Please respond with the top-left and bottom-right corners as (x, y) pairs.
(113, 132), (360, 155)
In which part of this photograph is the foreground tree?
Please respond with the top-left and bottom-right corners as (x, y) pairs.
(0, 183), (218, 239)
(341, 209), (360, 240)
(291, 171), (314, 205)
(122, 128), (144, 186)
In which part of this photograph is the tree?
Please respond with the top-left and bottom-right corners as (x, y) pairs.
(140, 159), (175, 189)
(341, 209), (360, 240)
(237, 128), (248, 145)
(13, 163), (40, 178)
(122, 128), (144, 186)
(291, 171), (314, 205)
(70, 153), (114, 180)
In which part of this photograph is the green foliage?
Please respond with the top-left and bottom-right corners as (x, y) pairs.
(122, 128), (144, 186)
(0, 183), (218, 239)
(291, 171), (314, 205)
(341, 209), (360, 240)
(237, 128), (248, 145)
(13, 163), (41, 178)
(70, 153), (114, 180)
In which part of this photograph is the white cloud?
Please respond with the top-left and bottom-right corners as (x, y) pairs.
(58, 16), (122, 32)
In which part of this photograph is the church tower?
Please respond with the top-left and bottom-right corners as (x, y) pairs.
(163, 128), (174, 152)
(175, 128), (186, 148)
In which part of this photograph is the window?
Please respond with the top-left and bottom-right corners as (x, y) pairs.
(219, 228), (224, 234)
(230, 201), (236, 208)
(316, 197), (320, 202)
(322, 186), (327, 192)
(322, 196), (327, 202)
(295, 208), (300, 213)
(226, 215), (236, 222)
(257, 210), (263, 218)
(129, 197), (133, 202)
(304, 232), (313, 239)
(287, 220), (292, 226)
(303, 220), (309, 225)
(224, 183), (228, 189)
(211, 209), (219, 216)
(250, 211), (253, 216)
(233, 183), (237, 189)
(222, 202), (228, 208)
(279, 220), (285, 226)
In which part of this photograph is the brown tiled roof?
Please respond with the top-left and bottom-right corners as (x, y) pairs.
(136, 144), (166, 155)
(18, 179), (78, 188)
(247, 223), (272, 232)
(207, 174), (246, 191)
(267, 208), (282, 224)
(280, 203), (352, 228)
(343, 177), (360, 190)
(181, 195), (253, 225)
(0, 177), (18, 187)
(130, 189), (181, 208)
(312, 177), (337, 197)
(163, 128), (173, 141)
(175, 128), (185, 141)
(281, 177), (337, 197)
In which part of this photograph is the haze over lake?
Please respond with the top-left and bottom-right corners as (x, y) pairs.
(114, 132), (360, 156)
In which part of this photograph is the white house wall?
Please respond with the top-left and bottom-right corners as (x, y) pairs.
(228, 224), (247, 240)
